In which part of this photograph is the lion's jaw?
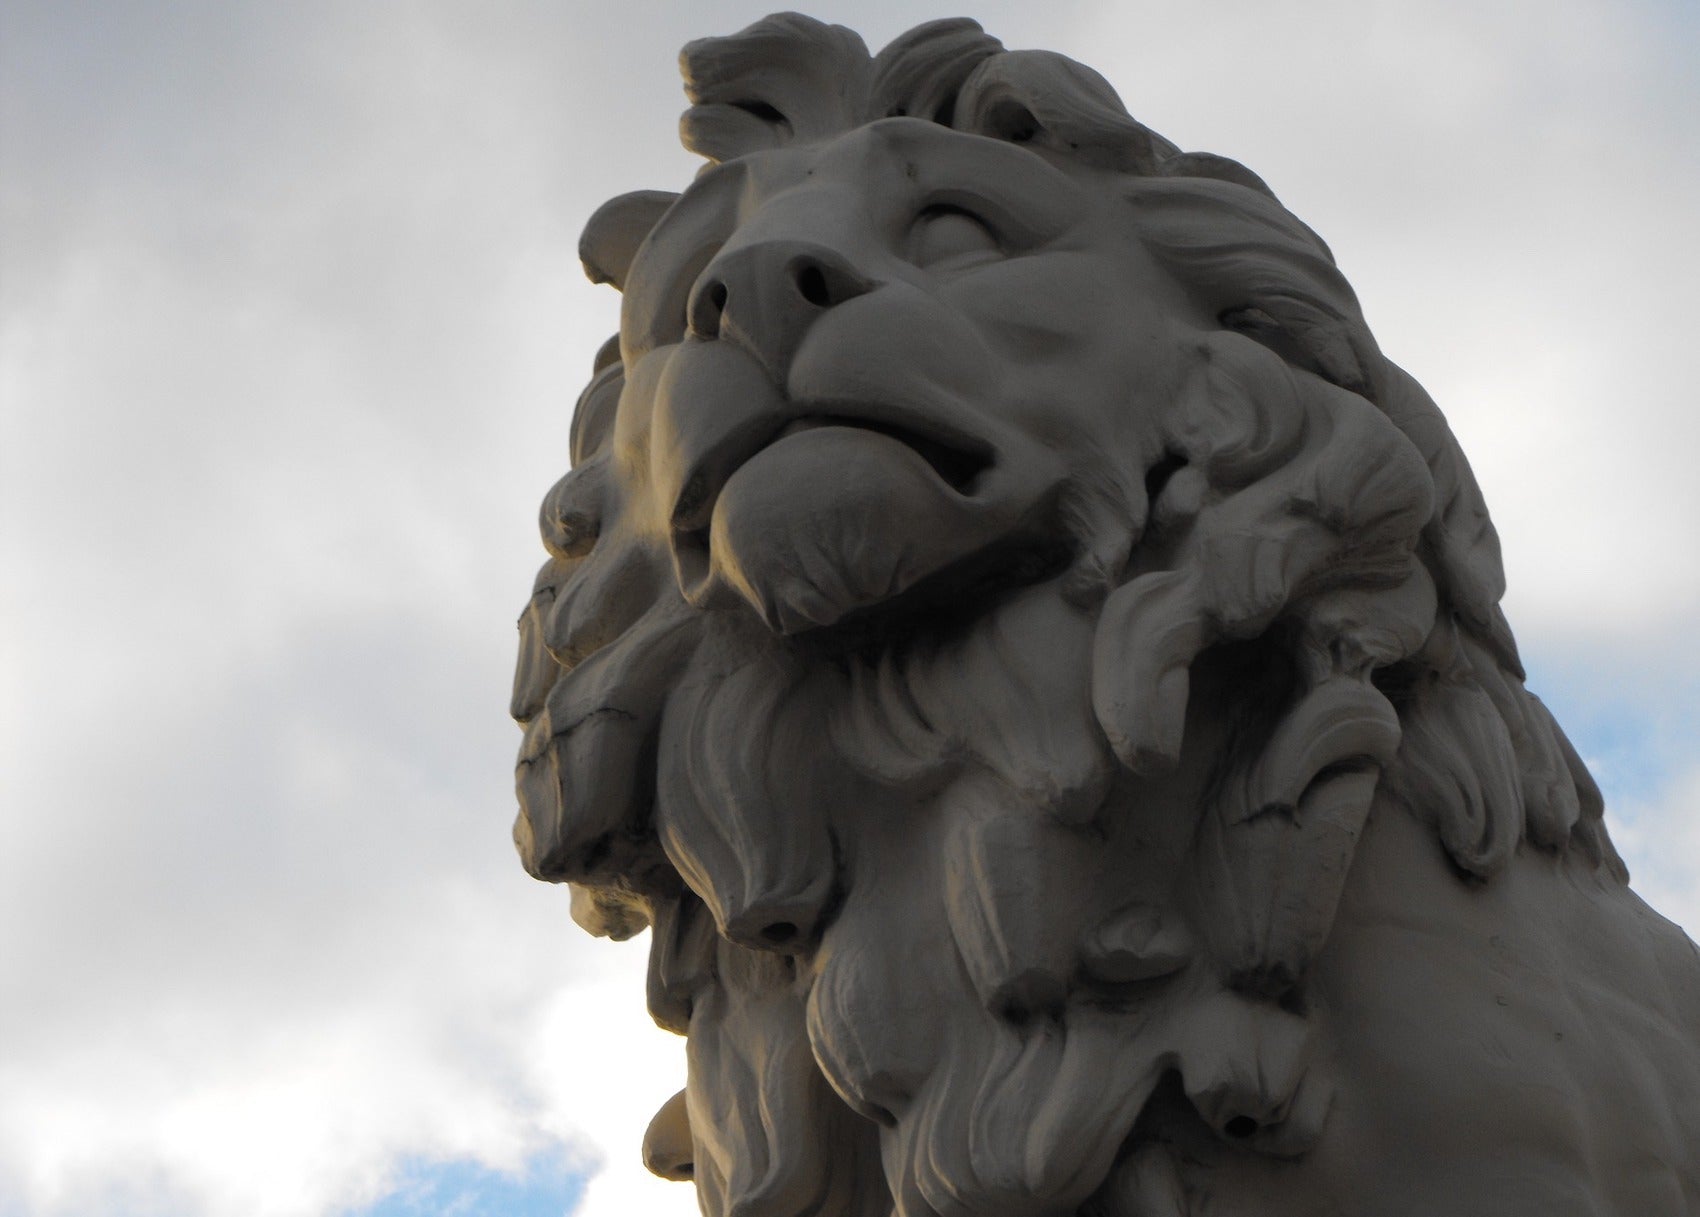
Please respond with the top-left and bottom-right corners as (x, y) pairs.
(622, 118), (1189, 635)
(652, 577), (1341, 1217)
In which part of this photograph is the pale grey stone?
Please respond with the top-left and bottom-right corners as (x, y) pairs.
(511, 14), (1700, 1215)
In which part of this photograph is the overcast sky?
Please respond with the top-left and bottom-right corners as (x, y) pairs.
(1, 2), (1695, 1215)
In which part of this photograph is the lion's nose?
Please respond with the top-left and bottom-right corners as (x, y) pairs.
(686, 241), (874, 377)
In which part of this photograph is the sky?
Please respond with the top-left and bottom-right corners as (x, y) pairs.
(0, 2), (1694, 1216)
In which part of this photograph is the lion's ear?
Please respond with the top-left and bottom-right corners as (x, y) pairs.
(868, 17), (1001, 123)
(579, 189), (680, 290)
(954, 50), (1178, 171)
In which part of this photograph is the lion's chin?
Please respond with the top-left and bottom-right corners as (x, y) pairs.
(691, 425), (1020, 635)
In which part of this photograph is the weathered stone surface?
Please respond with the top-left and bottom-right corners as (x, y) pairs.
(513, 15), (1700, 1215)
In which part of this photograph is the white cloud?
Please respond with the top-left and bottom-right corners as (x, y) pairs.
(0, 1), (1693, 1214)
(526, 966), (698, 1217)
(0, 928), (690, 1217)
(0, 4), (690, 1213)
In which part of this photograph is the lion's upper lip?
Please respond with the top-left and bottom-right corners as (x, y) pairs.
(669, 398), (996, 534)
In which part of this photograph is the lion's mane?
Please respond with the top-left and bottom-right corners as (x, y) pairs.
(512, 16), (1665, 1217)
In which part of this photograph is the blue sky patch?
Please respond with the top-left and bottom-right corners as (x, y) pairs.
(346, 1154), (586, 1217)
(1521, 649), (1699, 812)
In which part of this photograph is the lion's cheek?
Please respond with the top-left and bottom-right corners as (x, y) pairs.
(707, 428), (999, 634)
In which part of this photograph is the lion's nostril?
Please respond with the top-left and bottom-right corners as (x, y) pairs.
(1224, 1115), (1259, 1139)
(788, 254), (872, 311)
(796, 263), (831, 308)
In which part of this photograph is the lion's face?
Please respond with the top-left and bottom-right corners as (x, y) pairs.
(518, 16), (1634, 1217)
(603, 117), (1186, 634)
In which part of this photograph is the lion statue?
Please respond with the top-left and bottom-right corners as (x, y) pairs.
(510, 15), (1700, 1216)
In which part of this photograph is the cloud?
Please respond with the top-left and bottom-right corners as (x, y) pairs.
(1606, 764), (1700, 939)
(1535, 651), (1699, 938)
(1, 3), (697, 1214)
(347, 1155), (585, 1217)
(0, 1), (1693, 1215)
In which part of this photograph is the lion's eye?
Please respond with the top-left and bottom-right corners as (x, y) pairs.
(908, 204), (1000, 269)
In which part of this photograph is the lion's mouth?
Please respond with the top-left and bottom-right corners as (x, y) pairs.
(669, 406), (995, 538)
(661, 396), (1058, 633)
(812, 416), (990, 494)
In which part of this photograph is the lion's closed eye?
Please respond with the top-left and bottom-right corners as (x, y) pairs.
(908, 203), (1001, 269)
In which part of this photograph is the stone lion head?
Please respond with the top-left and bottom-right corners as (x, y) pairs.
(512, 15), (1695, 1217)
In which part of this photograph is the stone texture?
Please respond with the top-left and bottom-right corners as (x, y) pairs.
(512, 15), (1700, 1215)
